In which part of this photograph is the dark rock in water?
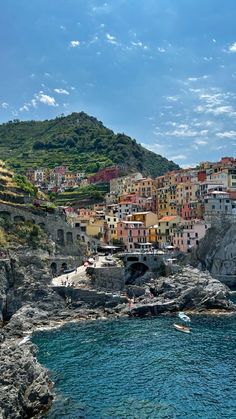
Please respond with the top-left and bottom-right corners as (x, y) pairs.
(0, 341), (53, 419)
(125, 266), (235, 317)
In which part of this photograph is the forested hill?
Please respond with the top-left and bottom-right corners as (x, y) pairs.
(0, 112), (179, 177)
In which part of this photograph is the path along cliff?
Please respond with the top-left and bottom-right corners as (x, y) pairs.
(0, 245), (235, 418)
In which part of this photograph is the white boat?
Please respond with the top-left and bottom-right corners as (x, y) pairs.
(173, 323), (191, 333)
(178, 312), (191, 323)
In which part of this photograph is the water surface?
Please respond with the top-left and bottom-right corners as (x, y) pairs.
(33, 315), (236, 419)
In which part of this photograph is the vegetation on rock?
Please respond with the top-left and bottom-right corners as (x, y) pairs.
(0, 112), (179, 177)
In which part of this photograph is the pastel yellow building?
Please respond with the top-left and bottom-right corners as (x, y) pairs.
(86, 219), (104, 239)
(157, 185), (177, 218)
(157, 215), (181, 244)
(127, 211), (158, 227)
(134, 177), (156, 198)
(148, 225), (159, 244)
(176, 182), (199, 206)
(105, 214), (118, 242)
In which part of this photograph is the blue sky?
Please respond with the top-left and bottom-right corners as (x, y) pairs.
(1, 0), (236, 167)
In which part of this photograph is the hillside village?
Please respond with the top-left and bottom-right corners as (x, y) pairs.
(25, 156), (236, 253)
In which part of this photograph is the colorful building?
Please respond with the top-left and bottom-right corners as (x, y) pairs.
(126, 211), (158, 227)
(171, 220), (208, 252)
(157, 215), (181, 245)
(117, 220), (147, 251)
(88, 166), (120, 184)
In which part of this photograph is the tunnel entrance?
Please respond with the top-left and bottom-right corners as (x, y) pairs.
(126, 262), (149, 284)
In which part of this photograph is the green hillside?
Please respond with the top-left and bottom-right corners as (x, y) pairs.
(0, 112), (179, 177)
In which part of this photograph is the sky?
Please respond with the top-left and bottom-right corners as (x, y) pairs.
(1, 0), (236, 167)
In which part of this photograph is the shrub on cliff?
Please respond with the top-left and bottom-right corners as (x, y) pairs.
(0, 228), (7, 247)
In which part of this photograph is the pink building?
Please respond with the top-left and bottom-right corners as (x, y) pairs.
(180, 202), (204, 220)
(171, 219), (208, 252)
(117, 221), (147, 251)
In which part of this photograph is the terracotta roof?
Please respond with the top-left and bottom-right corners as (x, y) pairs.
(159, 216), (179, 222)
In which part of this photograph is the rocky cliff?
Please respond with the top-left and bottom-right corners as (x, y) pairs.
(1, 246), (235, 418)
(191, 222), (236, 288)
(0, 340), (53, 419)
(119, 266), (235, 317)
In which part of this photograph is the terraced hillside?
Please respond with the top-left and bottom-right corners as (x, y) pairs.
(0, 112), (179, 177)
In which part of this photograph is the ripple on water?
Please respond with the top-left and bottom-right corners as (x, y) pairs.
(32, 315), (236, 419)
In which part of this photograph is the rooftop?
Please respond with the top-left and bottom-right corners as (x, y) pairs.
(159, 216), (180, 222)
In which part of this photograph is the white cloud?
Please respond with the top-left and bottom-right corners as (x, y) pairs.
(165, 96), (178, 102)
(157, 47), (166, 53)
(19, 105), (29, 112)
(35, 92), (58, 106)
(131, 41), (148, 50)
(212, 38), (216, 43)
(54, 88), (70, 95)
(170, 154), (187, 161)
(229, 42), (236, 52)
(208, 105), (235, 116)
(70, 40), (80, 48)
(31, 99), (37, 108)
(164, 123), (199, 137)
(216, 131), (236, 138)
(106, 33), (118, 45)
(194, 139), (208, 145)
(1, 102), (9, 109)
(60, 25), (66, 31)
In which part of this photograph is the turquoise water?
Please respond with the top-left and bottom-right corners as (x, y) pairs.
(33, 315), (236, 419)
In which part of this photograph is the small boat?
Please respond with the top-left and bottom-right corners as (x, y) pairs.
(178, 312), (191, 323)
(173, 323), (191, 333)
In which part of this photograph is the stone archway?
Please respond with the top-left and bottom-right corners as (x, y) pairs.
(0, 211), (11, 221)
(14, 215), (25, 223)
(126, 262), (149, 284)
(66, 231), (73, 244)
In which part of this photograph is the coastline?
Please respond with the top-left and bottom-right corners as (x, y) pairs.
(1, 262), (236, 419)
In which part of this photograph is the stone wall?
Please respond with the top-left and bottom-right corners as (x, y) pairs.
(0, 202), (87, 257)
(87, 266), (125, 291)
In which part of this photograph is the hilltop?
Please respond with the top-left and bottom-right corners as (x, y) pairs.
(0, 112), (179, 177)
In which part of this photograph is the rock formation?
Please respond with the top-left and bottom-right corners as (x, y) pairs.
(191, 223), (236, 287)
(0, 340), (53, 419)
(121, 266), (235, 317)
(1, 246), (235, 417)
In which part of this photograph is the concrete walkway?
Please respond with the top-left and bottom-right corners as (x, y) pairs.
(51, 255), (119, 288)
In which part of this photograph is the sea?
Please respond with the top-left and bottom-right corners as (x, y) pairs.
(32, 312), (236, 419)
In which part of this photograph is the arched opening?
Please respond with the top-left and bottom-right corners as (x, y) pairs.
(126, 262), (149, 284)
(77, 234), (81, 241)
(66, 231), (73, 244)
(0, 211), (11, 221)
(14, 215), (25, 223)
(61, 262), (68, 272)
(57, 229), (65, 245)
(50, 262), (57, 276)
